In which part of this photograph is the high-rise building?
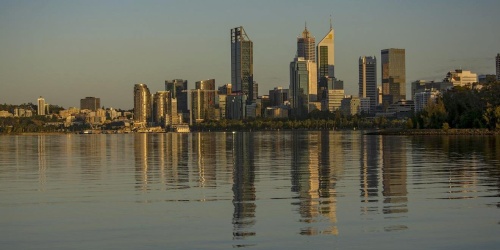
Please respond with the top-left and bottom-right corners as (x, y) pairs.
(153, 91), (169, 127)
(317, 20), (335, 80)
(269, 87), (289, 107)
(381, 48), (406, 106)
(165, 79), (188, 114)
(297, 24), (315, 61)
(191, 79), (216, 123)
(495, 53), (500, 81)
(80, 97), (101, 111)
(231, 26), (254, 102)
(290, 57), (317, 118)
(359, 56), (377, 114)
(37, 96), (45, 116)
(133, 83), (151, 124)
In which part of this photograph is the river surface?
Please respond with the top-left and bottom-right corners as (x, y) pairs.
(1, 131), (499, 249)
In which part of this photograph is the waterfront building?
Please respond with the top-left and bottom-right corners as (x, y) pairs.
(411, 80), (452, 100)
(37, 96), (46, 116)
(269, 87), (289, 107)
(381, 48), (406, 106)
(133, 83), (151, 125)
(290, 57), (317, 118)
(80, 97), (100, 111)
(443, 69), (478, 87)
(359, 56), (377, 114)
(165, 79), (188, 114)
(297, 24), (315, 62)
(231, 26), (254, 102)
(226, 93), (247, 120)
(317, 20), (335, 79)
(191, 79), (216, 123)
(496, 53), (500, 81)
(153, 91), (170, 127)
(318, 77), (343, 102)
(414, 90), (439, 113)
(321, 89), (344, 112)
(341, 96), (360, 116)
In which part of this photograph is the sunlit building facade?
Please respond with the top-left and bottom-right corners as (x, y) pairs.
(133, 83), (151, 124)
(359, 56), (377, 114)
(381, 48), (406, 106)
(231, 26), (254, 102)
(290, 57), (317, 118)
(443, 69), (478, 87)
(317, 22), (335, 80)
(37, 96), (46, 116)
(297, 24), (315, 62)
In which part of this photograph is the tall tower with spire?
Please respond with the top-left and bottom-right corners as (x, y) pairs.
(231, 26), (254, 103)
(317, 17), (335, 80)
(297, 22), (315, 61)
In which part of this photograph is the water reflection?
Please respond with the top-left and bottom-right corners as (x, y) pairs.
(381, 136), (408, 216)
(231, 132), (257, 240)
(291, 131), (338, 235)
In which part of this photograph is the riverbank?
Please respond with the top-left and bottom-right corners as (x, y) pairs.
(367, 128), (499, 135)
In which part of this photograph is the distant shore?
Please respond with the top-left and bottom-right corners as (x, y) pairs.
(366, 128), (499, 135)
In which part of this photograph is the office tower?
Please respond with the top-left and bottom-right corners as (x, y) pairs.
(297, 24), (315, 61)
(80, 97), (101, 111)
(133, 83), (151, 124)
(153, 91), (170, 127)
(191, 79), (216, 123)
(165, 79), (188, 114)
(359, 56), (377, 114)
(269, 87), (289, 106)
(231, 26), (254, 102)
(290, 57), (317, 118)
(496, 53), (500, 81)
(381, 48), (406, 106)
(317, 20), (335, 80)
(37, 96), (45, 116)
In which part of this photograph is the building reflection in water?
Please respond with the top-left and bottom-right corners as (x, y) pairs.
(381, 136), (408, 217)
(291, 131), (338, 235)
(193, 133), (217, 188)
(37, 135), (47, 191)
(360, 135), (381, 215)
(134, 134), (149, 191)
(231, 132), (256, 240)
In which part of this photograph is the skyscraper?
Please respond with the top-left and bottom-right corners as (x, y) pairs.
(496, 53), (500, 81)
(37, 96), (45, 116)
(231, 26), (254, 102)
(297, 24), (315, 61)
(381, 48), (406, 106)
(165, 79), (188, 114)
(152, 91), (170, 127)
(359, 56), (377, 114)
(290, 57), (317, 118)
(191, 79), (216, 123)
(133, 83), (151, 124)
(317, 20), (335, 80)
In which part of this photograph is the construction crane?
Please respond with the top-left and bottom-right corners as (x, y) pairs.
(182, 89), (219, 126)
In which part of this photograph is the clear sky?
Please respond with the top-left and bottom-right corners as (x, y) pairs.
(1, 0), (499, 109)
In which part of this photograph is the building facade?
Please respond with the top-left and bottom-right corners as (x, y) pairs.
(359, 56), (377, 114)
(297, 24), (315, 62)
(381, 48), (406, 106)
(443, 69), (478, 87)
(269, 87), (289, 107)
(191, 79), (216, 123)
(133, 84), (151, 125)
(37, 96), (46, 116)
(321, 89), (344, 112)
(231, 26), (254, 102)
(317, 22), (335, 80)
(290, 57), (317, 118)
(80, 97), (100, 111)
(165, 79), (188, 114)
(152, 91), (169, 127)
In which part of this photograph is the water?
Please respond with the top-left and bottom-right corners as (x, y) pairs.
(0, 131), (499, 249)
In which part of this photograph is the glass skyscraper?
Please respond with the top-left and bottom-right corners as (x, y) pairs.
(381, 48), (406, 106)
(231, 26), (254, 103)
(133, 83), (151, 124)
(359, 56), (377, 114)
(165, 79), (188, 114)
(317, 22), (335, 80)
(297, 24), (315, 62)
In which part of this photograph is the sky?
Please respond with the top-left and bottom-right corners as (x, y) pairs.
(1, 0), (499, 109)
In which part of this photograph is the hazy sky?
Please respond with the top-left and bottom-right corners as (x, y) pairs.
(1, 0), (499, 109)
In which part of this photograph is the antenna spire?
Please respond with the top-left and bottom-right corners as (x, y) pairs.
(330, 15), (333, 30)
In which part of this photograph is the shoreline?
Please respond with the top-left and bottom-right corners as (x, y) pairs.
(366, 128), (499, 135)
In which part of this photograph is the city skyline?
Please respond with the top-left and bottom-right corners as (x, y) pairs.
(1, 0), (499, 109)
